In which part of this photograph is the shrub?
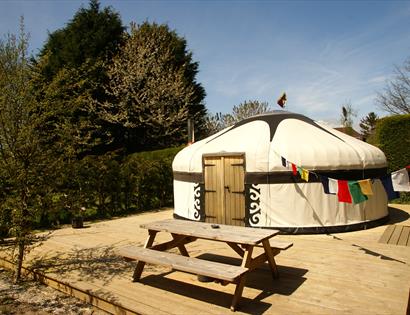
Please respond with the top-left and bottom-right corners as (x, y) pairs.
(123, 146), (183, 211)
(374, 114), (410, 203)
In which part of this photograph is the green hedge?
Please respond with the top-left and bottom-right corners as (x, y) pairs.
(121, 146), (183, 212)
(374, 114), (410, 203)
(32, 146), (184, 228)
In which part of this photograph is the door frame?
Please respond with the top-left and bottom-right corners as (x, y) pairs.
(202, 152), (246, 225)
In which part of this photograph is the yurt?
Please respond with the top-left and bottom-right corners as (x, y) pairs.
(172, 111), (389, 234)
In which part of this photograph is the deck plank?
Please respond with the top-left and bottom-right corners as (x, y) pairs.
(398, 226), (410, 246)
(389, 225), (403, 245)
(378, 225), (395, 244)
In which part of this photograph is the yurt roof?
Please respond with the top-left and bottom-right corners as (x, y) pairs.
(173, 111), (386, 173)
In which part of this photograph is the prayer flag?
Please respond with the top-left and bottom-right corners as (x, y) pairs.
(391, 168), (410, 192)
(337, 180), (352, 203)
(380, 176), (400, 200)
(358, 179), (373, 195)
(281, 156), (287, 168)
(348, 181), (368, 204)
(328, 178), (338, 194)
(277, 92), (287, 108)
(291, 163), (297, 176)
(301, 169), (309, 182)
(319, 175), (335, 194)
(297, 166), (303, 177)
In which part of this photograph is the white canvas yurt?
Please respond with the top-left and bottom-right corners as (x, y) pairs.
(172, 111), (389, 233)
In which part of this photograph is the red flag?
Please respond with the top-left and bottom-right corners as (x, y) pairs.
(291, 163), (297, 176)
(277, 92), (287, 108)
(337, 180), (352, 203)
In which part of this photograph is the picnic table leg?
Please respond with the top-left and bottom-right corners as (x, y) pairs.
(171, 233), (189, 257)
(132, 230), (157, 282)
(262, 239), (279, 279)
(230, 245), (254, 311)
(231, 276), (247, 312)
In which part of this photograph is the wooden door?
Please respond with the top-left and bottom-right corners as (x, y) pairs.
(203, 155), (245, 226)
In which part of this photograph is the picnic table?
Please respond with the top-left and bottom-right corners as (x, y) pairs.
(118, 219), (292, 311)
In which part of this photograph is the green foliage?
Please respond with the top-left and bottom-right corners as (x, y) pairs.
(123, 146), (182, 210)
(374, 114), (410, 203)
(0, 20), (58, 282)
(33, 59), (111, 157)
(359, 112), (379, 142)
(39, 0), (124, 81)
(101, 22), (206, 152)
(375, 114), (410, 172)
(33, 146), (183, 225)
(33, 0), (125, 157)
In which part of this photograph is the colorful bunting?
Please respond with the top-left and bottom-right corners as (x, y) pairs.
(337, 180), (352, 203)
(297, 166), (303, 177)
(358, 179), (373, 196)
(301, 169), (309, 182)
(319, 175), (335, 194)
(380, 176), (400, 200)
(348, 181), (368, 204)
(291, 163), (297, 176)
(391, 168), (410, 192)
(281, 156), (287, 168)
(328, 178), (338, 194)
(279, 155), (409, 205)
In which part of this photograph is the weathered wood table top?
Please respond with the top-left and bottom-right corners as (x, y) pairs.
(140, 219), (279, 245)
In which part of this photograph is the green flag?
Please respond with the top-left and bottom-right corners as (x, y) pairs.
(348, 181), (368, 204)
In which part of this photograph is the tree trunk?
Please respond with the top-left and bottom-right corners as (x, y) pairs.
(14, 238), (25, 283)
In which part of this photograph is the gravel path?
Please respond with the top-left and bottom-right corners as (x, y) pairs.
(0, 268), (110, 315)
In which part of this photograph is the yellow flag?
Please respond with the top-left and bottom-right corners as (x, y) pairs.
(358, 179), (373, 195)
(301, 169), (309, 182)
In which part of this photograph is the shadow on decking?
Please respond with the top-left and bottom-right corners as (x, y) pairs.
(140, 253), (307, 314)
(28, 242), (137, 286)
(387, 206), (410, 225)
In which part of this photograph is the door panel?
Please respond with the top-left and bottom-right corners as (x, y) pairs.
(204, 155), (245, 226)
(224, 157), (245, 226)
(204, 157), (224, 223)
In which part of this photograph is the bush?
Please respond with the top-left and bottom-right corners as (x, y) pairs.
(374, 114), (410, 203)
(123, 146), (182, 211)
(26, 146), (184, 230)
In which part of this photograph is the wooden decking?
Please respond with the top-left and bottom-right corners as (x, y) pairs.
(379, 224), (410, 247)
(1, 205), (410, 314)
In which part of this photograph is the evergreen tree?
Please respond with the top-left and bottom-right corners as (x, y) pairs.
(359, 112), (379, 141)
(34, 0), (125, 157)
(39, 0), (124, 82)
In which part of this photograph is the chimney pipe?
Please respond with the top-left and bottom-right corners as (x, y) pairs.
(187, 118), (195, 145)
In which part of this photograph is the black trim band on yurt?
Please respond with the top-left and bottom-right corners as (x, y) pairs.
(173, 167), (387, 184)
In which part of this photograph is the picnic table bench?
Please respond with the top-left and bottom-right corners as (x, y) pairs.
(118, 219), (292, 311)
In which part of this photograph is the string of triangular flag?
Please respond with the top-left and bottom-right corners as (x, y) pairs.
(279, 155), (410, 205)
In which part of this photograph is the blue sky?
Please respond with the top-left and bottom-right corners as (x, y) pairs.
(1, 0), (410, 127)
